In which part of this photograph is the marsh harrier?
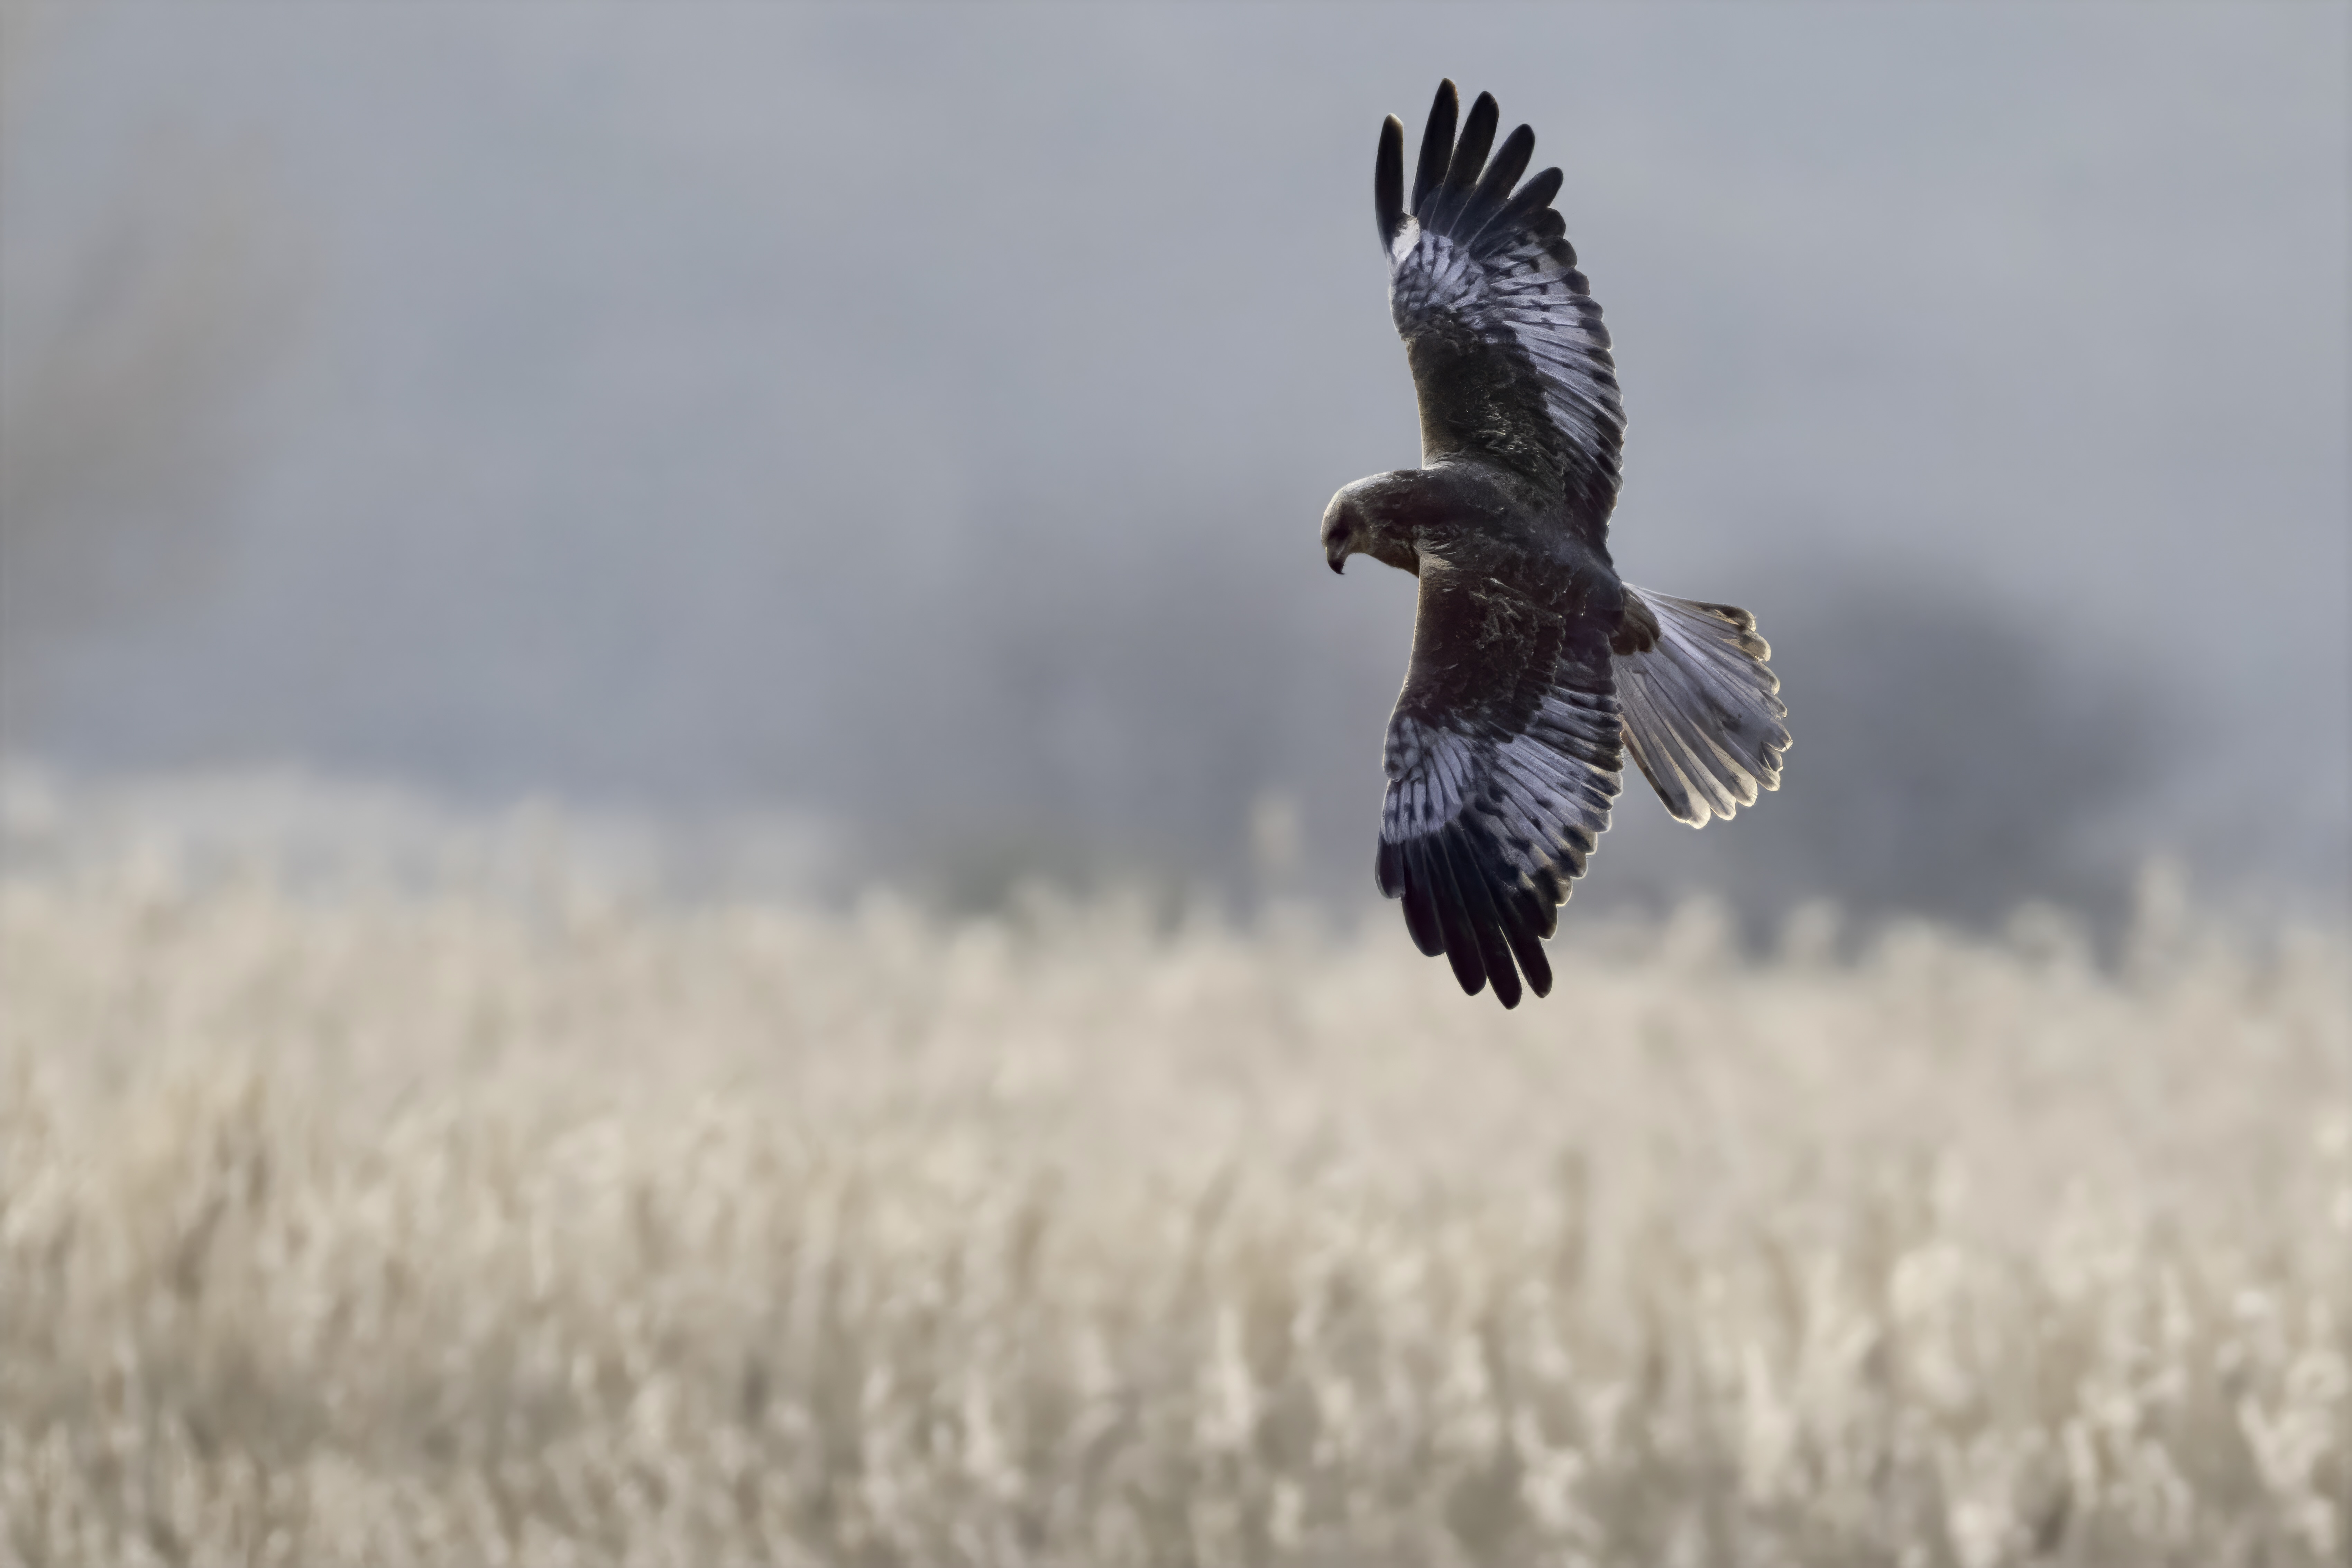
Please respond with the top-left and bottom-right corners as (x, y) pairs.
(1322, 81), (1791, 1007)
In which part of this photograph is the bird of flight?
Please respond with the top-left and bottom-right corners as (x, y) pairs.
(1322, 81), (1791, 1008)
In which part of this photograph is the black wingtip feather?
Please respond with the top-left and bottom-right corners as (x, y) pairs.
(1394, 843), (1446, 957)
(1412, 835), (1487, 996)
(1431, 91), (1499, 229)
(1443, 829), (1521, 1009)
(1475, 166), (1562, 256)
(1411, 80), (1459, 219)
(1375, 115), (1406, 246)
(1497, 883), (1554, 998)
(1403, 891), (1446, 958)
(1456, 123), (1536, 246)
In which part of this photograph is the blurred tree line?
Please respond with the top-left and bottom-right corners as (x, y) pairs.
(1, 0), (304, 734)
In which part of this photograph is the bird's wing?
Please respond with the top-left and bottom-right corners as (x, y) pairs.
(1376, 560), (1623, 1007)
(1378, 81), (1625, 532)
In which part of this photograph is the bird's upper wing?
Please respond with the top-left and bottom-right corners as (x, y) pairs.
(1378, 81), (1625, 535)
(1375, 560), (1624, 1008)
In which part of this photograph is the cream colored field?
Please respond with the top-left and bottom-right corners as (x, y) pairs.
(1, 865), (2344, 1567)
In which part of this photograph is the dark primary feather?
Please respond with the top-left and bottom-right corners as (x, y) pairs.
(1374, 116), (1407, 244)
(1410, 79), (1458, 218)
(1427, 90), (1498, 229)
(1483, 168), (1567, 258)
(1460, 124), (1535, 244)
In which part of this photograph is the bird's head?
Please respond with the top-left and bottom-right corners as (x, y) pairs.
(1321, 473), (1424, 576)
(1320, 493), (1358, 575)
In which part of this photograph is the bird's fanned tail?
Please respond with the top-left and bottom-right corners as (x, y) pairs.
(1612, 588), (1790, 827)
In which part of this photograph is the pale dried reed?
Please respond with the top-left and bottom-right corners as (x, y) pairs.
(1, 863), (2343, 1566)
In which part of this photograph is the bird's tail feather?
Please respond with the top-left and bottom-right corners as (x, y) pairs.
(1613, 587), (1790, 827)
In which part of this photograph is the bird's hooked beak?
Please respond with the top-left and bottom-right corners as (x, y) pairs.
(1320, 494), (1357, 575)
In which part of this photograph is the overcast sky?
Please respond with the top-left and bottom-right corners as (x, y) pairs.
(4, 2), (2345, 918)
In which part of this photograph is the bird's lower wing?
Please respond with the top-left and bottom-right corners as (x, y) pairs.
(1376, 569), (1623, 1008)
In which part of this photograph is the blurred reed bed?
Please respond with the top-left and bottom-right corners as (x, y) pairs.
(1, 858), (2344, 1567)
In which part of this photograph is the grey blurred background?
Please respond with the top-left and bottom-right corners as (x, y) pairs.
(3, 1), (2345, 929)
